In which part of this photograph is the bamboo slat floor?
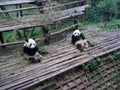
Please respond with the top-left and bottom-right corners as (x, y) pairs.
(0, 30), (120, 90)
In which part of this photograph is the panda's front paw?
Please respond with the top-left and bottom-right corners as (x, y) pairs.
(90, 44), (94, 47)
(29, 58), (35, 62)
(31, 58), (41, 63)
(37, 59), (41, 63)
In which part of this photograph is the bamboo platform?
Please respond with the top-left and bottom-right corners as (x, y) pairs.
(54, 54), (120, 90)
(0, 30), (120, 90)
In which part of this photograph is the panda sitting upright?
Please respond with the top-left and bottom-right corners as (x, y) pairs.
(71, 29), (94, 51)
(23, 38), (43, 62)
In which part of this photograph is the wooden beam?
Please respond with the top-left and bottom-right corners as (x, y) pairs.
(0, 0), (48, 6)
(0, 32), (5, 48)
(0, 21), (53, 32)
(0, 0), (85, 13)
(0, 37), (45, 47)
(0, 24), (78, 47)
(0, 5), (86, 32)
(19, 4), (23, 17)
(51, 24), (79, 36)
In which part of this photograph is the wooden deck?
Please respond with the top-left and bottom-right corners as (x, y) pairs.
(0, 30), (120, 90)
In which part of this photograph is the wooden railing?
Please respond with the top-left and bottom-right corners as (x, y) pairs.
(0, 0), (88, 48)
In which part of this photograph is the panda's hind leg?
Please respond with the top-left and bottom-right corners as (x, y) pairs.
(76, 44), (84, 51)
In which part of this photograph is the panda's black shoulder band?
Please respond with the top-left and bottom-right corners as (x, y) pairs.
(80, 33), (86, 39)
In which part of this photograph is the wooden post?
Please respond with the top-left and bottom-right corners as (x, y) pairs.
(73, 17), (78, 29)
(19, 4), (23, 17)
(30, 27), (35, 37)
(41, 26), (50, 44)
(85, 0), (88, 13)
(35, 0), (44, 13)
(16, 5), (19, 17)
(86, 0), (88, 4)
(81, 14), (84, 23)
(16, 30), (22, 39)
(16, 4), (23, 17)
(0, 32), (5, 48)
(23, 28), (27, 38)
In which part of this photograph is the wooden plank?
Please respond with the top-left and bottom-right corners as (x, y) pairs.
(0, 0), (85, 13)
(0, 20), (52, 32)
(0, 5), (88, 32)
(0, 0), (48, 6)
(51, 24), (79, 35)
(0, 37), (45, 47)
(0, 14), (81, 32)
(85, 34), (120, 52)
(19, 55), (90, 90)
(1, 41), (120, 88)
(0, 54), (88, 90)
(0, 37), (120, 89)
(92, 44), (120, 58)
(38, 83), (56, 90)
(0, 49), (79, 83)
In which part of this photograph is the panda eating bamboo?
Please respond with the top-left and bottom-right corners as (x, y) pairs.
(71, 29), (94, 51)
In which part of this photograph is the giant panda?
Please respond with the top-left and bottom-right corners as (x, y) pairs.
(71, 29), (93, 51)
(23, 38), (43, 62)
(71, 29), (86, 44)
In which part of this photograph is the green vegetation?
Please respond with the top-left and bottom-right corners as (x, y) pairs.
(104, 18), (120, 30)
(84, 50), (120, 72)
(3, 27), (43, 42)
(114, 75), (120, 83)
(86, 0), (119, 22)
(84, 58), (101, 72)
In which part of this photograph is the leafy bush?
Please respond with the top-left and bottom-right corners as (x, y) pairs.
(97, 0), (118, 21)
(84, 58), (101, 72)
(85, 0), (119, 23)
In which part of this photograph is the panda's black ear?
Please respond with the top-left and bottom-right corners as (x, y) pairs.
(25, 39), (28, 42)
(33, 38), (35, 40)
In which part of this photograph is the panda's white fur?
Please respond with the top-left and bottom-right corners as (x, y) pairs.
(71, 29), (86, 44)
(23, 38), (36, 49)
(72, 29), (81, 37)
(23, 38), (42, 62)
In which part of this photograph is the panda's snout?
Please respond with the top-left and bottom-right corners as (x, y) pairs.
(30, 44), (35, 48)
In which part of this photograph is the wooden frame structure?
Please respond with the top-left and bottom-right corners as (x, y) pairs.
(0, 0), (89, 48)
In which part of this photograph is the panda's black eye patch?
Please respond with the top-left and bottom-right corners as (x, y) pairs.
(30, 44), (32, 46)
